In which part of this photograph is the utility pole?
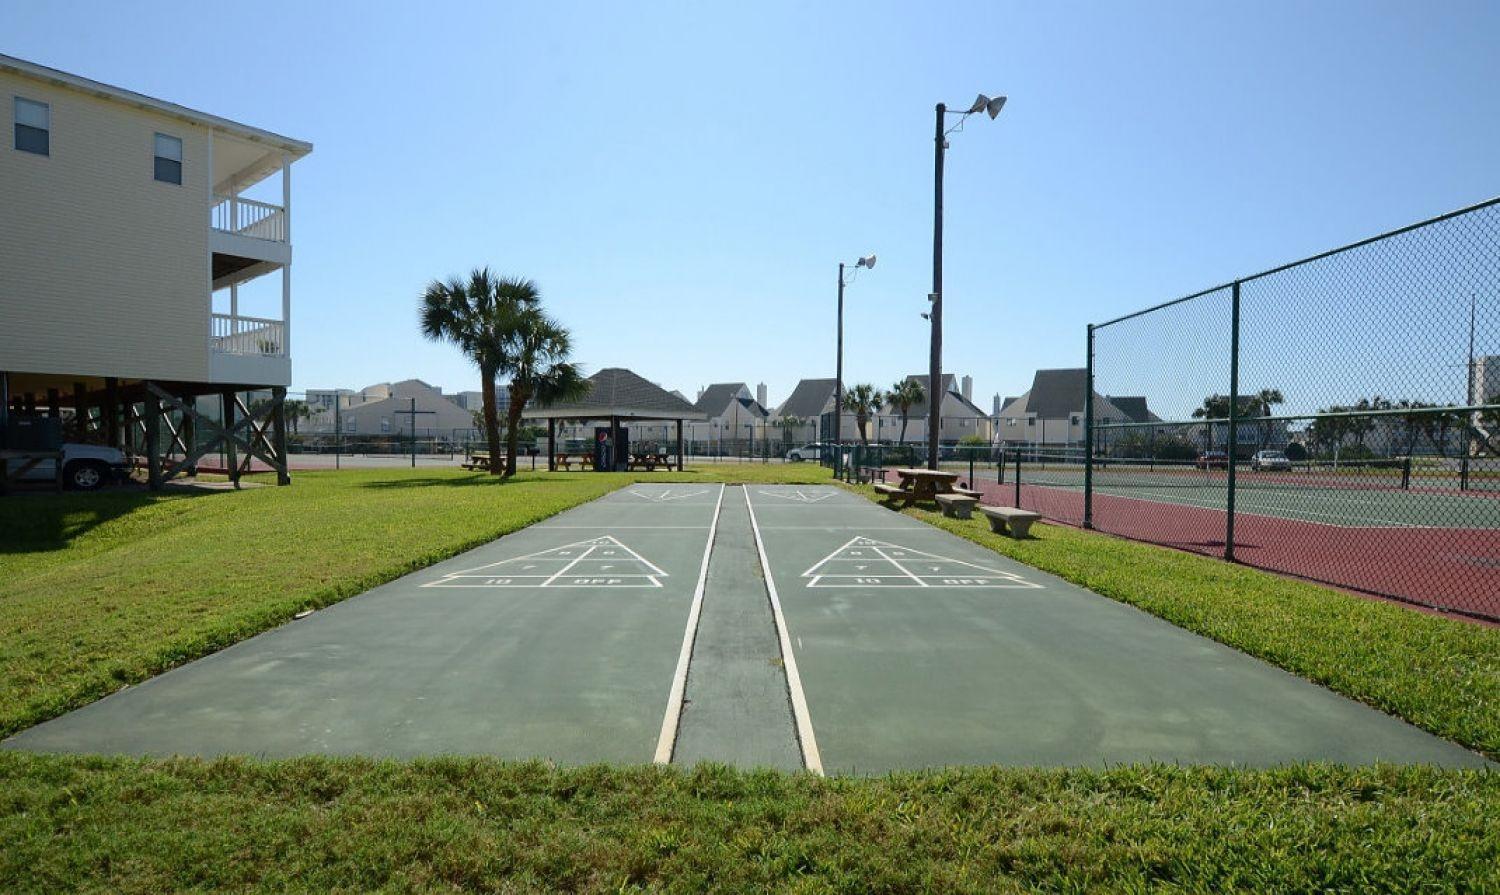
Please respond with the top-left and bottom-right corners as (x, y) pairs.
(928, 102), (946, 471)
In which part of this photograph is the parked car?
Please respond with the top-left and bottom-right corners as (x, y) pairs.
(785, 443), (826, 462)
(4, 443), (130, 490)
(1195, 450), (1230, 470)
(1250, 450), (1292, 472)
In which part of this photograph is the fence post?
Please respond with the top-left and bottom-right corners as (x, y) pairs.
(1225, 281), (1241, 562)
(334, 401), (341, 470)
(1014, 450), (1021, 508)
(1084, 323), (1095, 529)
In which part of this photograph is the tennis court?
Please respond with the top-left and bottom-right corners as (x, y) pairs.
(4, 484), (1488, 771)
(975, 457), (1500, 619)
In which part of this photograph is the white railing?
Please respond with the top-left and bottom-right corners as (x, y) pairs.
(211, 195), (286, 242)
(211, 313), (285, 356)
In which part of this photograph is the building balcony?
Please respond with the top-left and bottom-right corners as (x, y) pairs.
(212, 195), (286, 242)
(209, 312), (289, 385)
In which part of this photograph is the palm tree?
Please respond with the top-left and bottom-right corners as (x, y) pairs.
(1250, 388), (1285, 449)
(282, 399), (312, 435)
(888, 379), (925, 444)
(420, 269), (539, 474)
(841, 384), (885, 447)
(1191, 394), (1232, 451)
(503, 306), (588, 475)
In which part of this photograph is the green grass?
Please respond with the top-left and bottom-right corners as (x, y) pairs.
(850, 485), (1500, 760)
(1, 754), (1495, 893)
(0, 464), (828, 739)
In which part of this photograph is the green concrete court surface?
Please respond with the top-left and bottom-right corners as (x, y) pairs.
(4, 483), (1490, 771)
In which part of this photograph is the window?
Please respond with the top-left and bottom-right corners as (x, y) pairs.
(153, 133), (182, 184)
(14, 97), (49, 155)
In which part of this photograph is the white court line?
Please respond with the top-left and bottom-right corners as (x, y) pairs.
(869, 545), (929, 587)
(745, 487), (824, 775)
(653, 483), (727, 765)
(539, 543), (599, 587)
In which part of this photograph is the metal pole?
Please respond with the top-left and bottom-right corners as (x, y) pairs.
(410, 397), (417, 468)
(928, 102), (946, 470)
(1083, 323), (1095, 529)
(1014, 450), (1021, 507)
(1463, 292), (1475, 490)
(835, 262), (844, 450)
(335, 401), (341, 469)
(1225, 281), (1241, 562)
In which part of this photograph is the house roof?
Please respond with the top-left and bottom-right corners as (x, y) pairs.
(896, 373), (986, 417)
(1027, 369), (1090, 418)
(0, 53), (313, 156)
(526, 368), (705, 420)
(776, 378), (836, 419)
(694, 383), (749, 416)
(1105, 396), (1159, 424)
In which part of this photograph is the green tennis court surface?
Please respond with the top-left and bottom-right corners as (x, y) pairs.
(4, 484), (1488, 771)
(1007, 462), (1500, 528)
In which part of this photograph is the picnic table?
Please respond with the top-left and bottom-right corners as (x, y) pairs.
(554, 453), (581, 471)
(874, 467), (960, 506)
(628, 452), (671, 472)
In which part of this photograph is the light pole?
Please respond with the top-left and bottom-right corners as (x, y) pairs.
(929, 93), (1006, 469)
(835, 254), (877, 450)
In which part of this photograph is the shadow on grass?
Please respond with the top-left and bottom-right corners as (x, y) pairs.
(0, 487), (215, 555)
(352, 472), (605, 489)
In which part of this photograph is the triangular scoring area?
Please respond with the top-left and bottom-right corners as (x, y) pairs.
(424, 536), (667, 588)
(801, 536), (1040, 588)
(627, 487), (711, 503)
(757, 488), (834, 503)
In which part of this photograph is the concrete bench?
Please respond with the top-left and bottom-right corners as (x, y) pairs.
(979, 505), (1041, 538)
(857, 465), (888, 484)
(934, 493), (978, 519)
(952, 485), (982, 499)
(873, 482), (910, 504)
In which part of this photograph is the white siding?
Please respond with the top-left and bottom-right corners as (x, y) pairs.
(0, 69), (210, 381)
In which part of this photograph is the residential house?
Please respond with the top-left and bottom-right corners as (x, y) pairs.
(882, 373), (992, 444)
(0, 54), (311, 486)
(769, 378), (860, 445)
(310, 379), (475, 439)
(994, 369), (1146, 449)
(691, 382), (770, 451)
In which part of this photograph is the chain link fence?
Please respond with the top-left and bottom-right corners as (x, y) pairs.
(1028, 197), (1500, 621)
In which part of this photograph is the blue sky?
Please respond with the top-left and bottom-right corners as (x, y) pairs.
(4, 1), (1498, 410)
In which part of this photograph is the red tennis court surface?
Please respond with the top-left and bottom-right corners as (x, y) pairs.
(973, 482), (1500, 622)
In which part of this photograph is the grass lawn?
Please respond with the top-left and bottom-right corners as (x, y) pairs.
(0, 464), (828, 739)
(2, 755), (1495, 892)
(850, 485), (1500, 761)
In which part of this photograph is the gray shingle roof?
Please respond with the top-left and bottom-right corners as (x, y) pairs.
(694, 383), (748, 416)
(528, 368), (705, 419)
(1105, 396), (1158, 424)
(776, 378), (836, 419)
(1027, 369), (1089, 418)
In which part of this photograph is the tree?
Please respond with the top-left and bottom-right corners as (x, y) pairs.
(503, 306), (588, 476)
(888, 379), (925, 445)
(1190, 395), (1232, 451)
(420, 269), (538, 474)
(1248, 388), (1284, 449)
(841, 384), (885, 447)
(282, 399), (312, 435)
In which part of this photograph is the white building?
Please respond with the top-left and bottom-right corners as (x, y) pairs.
(0, 54), (311, 486)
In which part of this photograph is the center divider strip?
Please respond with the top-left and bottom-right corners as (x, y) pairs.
(652, 483), (727, 764)
(744, 488), (824, 775)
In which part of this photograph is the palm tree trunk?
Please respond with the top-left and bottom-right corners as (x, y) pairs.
(857, 412), (870, 446)
(504, 382), (527, 476)
(898, 411), (909, 444)
(480, 364), (503, 475)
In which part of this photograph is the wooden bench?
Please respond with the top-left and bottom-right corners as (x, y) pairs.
(554, 453), (580, 471)
(873, 482), (911, 505)
(934, 493), (978, 519)
(857, 465), (888, 484)
(461, 451), (490, 471)
(978, 505), (1041, 538)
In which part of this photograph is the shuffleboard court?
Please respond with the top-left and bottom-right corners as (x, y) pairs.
(4, 484), (726, 762)
(745, 485), (1488, 773)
